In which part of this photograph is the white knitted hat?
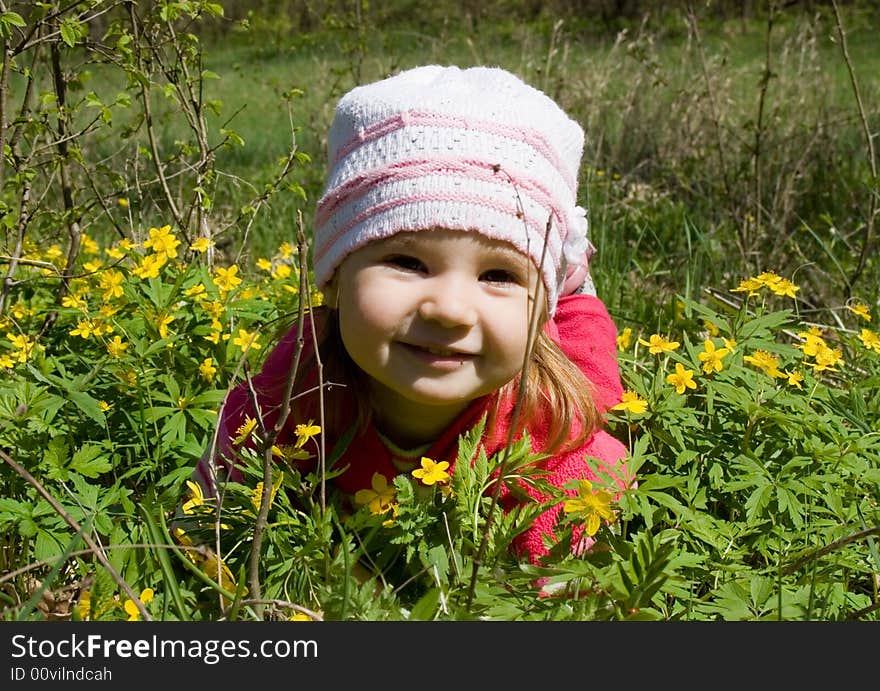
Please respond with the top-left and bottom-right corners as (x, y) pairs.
(313, 64), (589, 315)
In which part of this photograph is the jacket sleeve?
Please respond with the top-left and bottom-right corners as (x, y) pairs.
(192, 321), (306, 496)
(543, 294), (623, 413)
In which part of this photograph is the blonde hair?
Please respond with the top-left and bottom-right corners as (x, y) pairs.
(497, 328), (600, 454)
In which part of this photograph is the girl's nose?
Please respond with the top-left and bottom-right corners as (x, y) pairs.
(418, 277), (478, 328)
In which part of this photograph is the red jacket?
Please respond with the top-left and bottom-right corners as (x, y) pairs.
(194, 294), (630, 563)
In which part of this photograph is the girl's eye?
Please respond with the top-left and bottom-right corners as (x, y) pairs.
(384, 255), (426, 273)
(480, 269), (520, 285)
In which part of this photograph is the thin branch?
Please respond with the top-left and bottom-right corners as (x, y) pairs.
(782, 526), (880, 575)
(831, 0), (877, 293)
(466, 200), (552, 611)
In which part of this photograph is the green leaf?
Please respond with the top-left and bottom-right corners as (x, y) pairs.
(59, 19), (80, 47)
(70, 444), (112, 478)
(67, 390), (106, 426)
(0, 11), (25, 39)
(408, 587), (440, 621)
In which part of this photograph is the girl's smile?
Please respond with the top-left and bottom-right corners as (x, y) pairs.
(325, 228), (542, 445)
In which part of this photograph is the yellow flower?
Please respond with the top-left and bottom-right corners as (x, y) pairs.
(92, 320), (114, 337)
(731, 276), (764, 296)
(83, 235), (101, 255)
(76, 589), (92, 620)
(847, 301), (872, 322)
(156, 312), (174, 339)
(278, 242), (295, 259)
(698, 339), (730, 374)
(181, 480), (205, 515)
(703, 319), (720, 337)
(723, 337), (737, 352)
(759, 271), (799, 298)
(616, 327), (632, 350)
(0, 353), (15, 368)
(638, 333), (680, 355)
(61, 294), (88, 310)
(272, 263), (292, 280)
(214, 265), (242, 294)
(70, 319), (97, 339)
(612, 390), (649, 414)
(806, 344), (843, 372)
(106, 335), (129, 359)
(7, 333), (37, 363)
(382, 503), (400, 528)
(412, 457), (450, 486)
(797, 331), (827, 358)
(743, 350), (785, 378)
(251, 472), (284, 512)
(354, 473), (398, 515)
(123, 588), (154, 621)
(142, 225), (181, 260)
(563, 479), (616, 537)
(294, 421), (321, 447)
(256, 257), (273, 272)
(199, 357), (217, 382)
(666, 362), (697, 394)
(233, 417), (257, 445)
(117, 198), (129, 208)
(190, 237), (213, 253)
(132, 253), (167, 279)
(786, 370), (804, 389)
(271, 444), (312, 462)
(859, 328), (880, 354)
(83, 259), (103, 273)
(98, 269), (125, 300)
(184, 283), (207, 300)
(232, 328), (261, 351)
(99, 400), (112, 412)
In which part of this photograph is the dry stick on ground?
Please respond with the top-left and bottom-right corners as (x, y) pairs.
(0, 448), (150, 621)
(245, 213), (311, 617)
(831, 0), (878, 295)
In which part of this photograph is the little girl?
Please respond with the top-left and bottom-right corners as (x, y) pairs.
(191, 64), (631, 565)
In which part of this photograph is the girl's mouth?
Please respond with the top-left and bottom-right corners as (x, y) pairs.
(398, 342), (476, 368)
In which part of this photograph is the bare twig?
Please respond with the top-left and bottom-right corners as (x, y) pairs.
(782, 526), (880, 575)
(465, 202), (552, 611)
(245, 213), (311, 617)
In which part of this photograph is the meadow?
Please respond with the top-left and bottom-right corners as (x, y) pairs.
(0, 1), (878, 621)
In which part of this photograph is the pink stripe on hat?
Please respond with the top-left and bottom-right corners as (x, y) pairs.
(313, 65), (589, 316)
(331, 110), (578, 193)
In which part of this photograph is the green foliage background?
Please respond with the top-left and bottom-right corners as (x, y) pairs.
(0, 1), (878, 621)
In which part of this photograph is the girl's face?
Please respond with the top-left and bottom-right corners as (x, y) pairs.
(326, 228), (542, 445)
